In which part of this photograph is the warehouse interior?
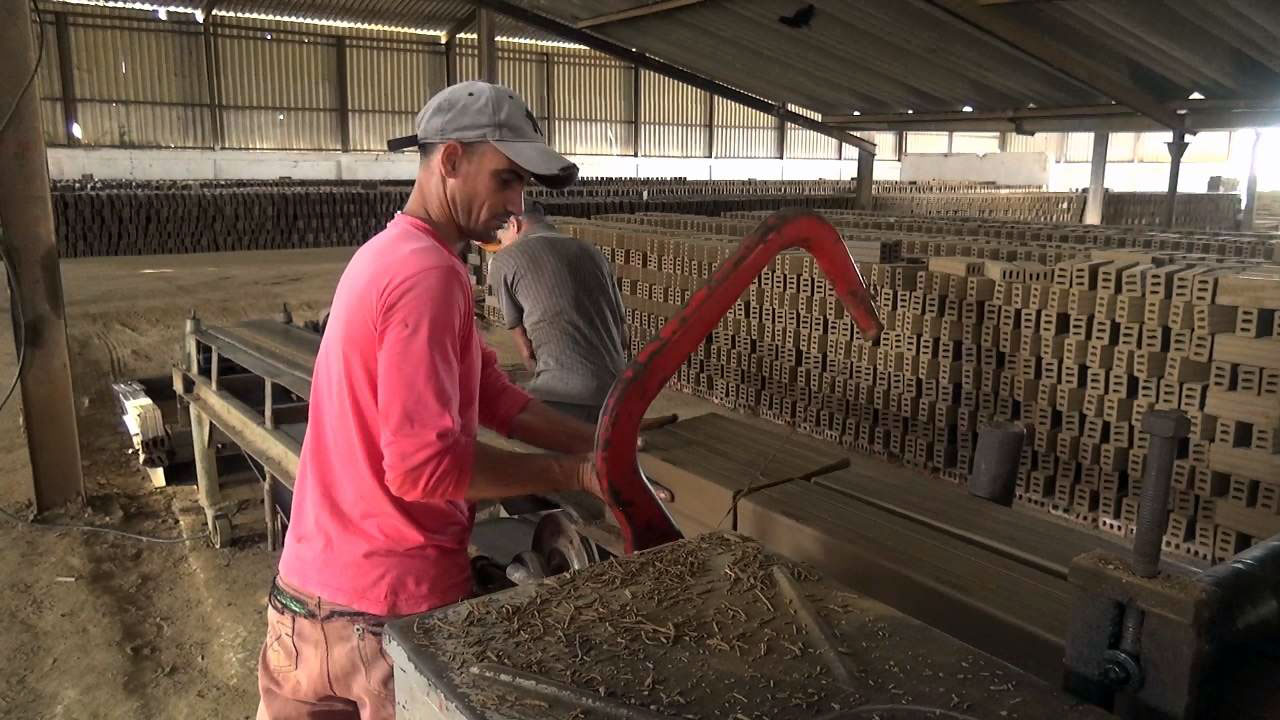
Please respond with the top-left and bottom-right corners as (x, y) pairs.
(2, 0), (1280, 718)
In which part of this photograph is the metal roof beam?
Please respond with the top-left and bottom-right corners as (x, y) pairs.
(465, 0), (876, 154)
(442, 7), (478, 43)
(925, 0), (1186, 130)
(576, 0), (705, 30)
(824, 107), (1280, 133)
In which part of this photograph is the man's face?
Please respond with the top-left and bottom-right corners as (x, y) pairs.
(442, 142), (529, 245)
(495, 216), (523, 249)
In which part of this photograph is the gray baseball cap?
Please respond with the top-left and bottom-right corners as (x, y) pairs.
(388, 81), (578, 190)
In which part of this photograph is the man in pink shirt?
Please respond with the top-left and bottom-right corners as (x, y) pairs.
(256, 82), (608, 719)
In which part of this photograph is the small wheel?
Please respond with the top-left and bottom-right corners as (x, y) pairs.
(210, 515), (233, 548)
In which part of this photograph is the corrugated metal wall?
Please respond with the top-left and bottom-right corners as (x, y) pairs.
(35, 17), (65, 145)
(713, 96), (777, 158)
(640, 70), (708, 158)
(63, 13), (211, 147)
(551, 48), (633, 155)
(348, 39), (445, 151)
(32, 5), (881, 160)
(784, 105), (837, 160)
(218, 28), (340, 150)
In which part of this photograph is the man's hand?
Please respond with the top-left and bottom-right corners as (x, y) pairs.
(636, 413), (678, 451)
(567, 454), (673, 504)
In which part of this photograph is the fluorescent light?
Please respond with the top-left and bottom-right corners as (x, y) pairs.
(851, 110), (861, 116)
(1188, 91), (1205, 100)
(962, 105), (974, 112)
(70, 121), (83, 140)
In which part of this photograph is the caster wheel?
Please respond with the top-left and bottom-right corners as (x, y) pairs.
(210, 515), (233, 548)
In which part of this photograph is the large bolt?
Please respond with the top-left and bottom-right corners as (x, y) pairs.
(1132, 409), (1190, 578)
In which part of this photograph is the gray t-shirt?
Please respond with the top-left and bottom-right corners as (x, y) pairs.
(488, 228), (627, 407)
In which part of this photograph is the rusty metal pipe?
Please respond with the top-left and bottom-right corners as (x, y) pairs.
(594, 210), (883, 553)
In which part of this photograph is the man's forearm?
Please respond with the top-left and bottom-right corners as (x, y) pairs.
(508, 400), (596, 455)
(467, 442), (584, 500)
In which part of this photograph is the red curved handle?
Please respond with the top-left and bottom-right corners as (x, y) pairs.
(594, 210), (884, 553)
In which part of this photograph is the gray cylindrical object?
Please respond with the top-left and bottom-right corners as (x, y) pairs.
(1132, 409), (1191, 578)
(969, 421), (1026, 506)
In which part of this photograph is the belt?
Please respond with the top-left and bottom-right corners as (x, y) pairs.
(269, 578), (384, 624)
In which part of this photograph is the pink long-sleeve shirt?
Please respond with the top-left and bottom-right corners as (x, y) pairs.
(278, 213), (532, 617)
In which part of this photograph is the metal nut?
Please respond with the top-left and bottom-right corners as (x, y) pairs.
(1140, 409), (1190, 439)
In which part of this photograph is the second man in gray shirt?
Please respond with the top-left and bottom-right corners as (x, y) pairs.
(488, 202), (627, 423)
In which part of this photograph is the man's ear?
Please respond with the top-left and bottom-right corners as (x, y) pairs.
(438, 141), (465, 179)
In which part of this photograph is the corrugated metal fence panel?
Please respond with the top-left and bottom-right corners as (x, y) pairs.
(218, 30), (339, 149)
(217, 31), (337, 108)
(785, 104), (837, 160)
(1062, 132), (1093, 163)
(905, 131), (949, 154)
(842, 132), (897, 161)
(1004, 131), (1062, 160)
(951, 131), (1000, 155)
(1136, 131), (1174, 163)
(714, 96), (777, 158)
(550, 48), (633, 155)
(348, 40), (444, 151)
(499, 49), (547, 117)
(34, 18), (66, 145)
(640, 70), (708, 157)
(1106, 133), (1137, 162)
(1185, 131), (1231, 163)
(65, 14), (210, 147)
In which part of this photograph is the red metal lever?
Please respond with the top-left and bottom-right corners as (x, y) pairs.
(594, 210), (884, 553)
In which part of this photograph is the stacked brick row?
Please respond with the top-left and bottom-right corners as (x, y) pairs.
(1203, 271), (1280, 560)
(544, 210), (1278, 565)
(871, 191), (1241, 230)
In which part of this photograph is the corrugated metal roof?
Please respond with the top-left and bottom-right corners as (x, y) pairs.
(45, 0), (1280, 136)
(505, 0), (1280, 128)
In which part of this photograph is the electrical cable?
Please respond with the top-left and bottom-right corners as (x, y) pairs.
(0, 505), (209, 543)
(0, 244), (25, 417)
(0, 0), (46, 140)
(0, 2), (208, 546)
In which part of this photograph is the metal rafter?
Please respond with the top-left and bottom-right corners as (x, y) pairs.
(576, 0), (705, 29)
(924, 0), (1186, 130)
(463, 0), (876, 154)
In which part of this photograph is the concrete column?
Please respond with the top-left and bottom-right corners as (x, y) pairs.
(856, 148), (875, 210)
(1243, 130), (1260, 231)
(1084, 132), (1109, 224)
(0, 0), (85, 511)
(1163, 129), (1189, 229)
(477, 9), (497, 84)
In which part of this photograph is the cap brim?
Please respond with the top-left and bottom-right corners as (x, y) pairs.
(491, 140), (578, 190)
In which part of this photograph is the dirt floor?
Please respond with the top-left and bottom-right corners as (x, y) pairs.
(0, 247), (721, 719)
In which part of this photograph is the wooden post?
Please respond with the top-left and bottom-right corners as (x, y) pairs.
(445, 37), (458, 86)
(1084, 132), (1109, 224)
(53, 12), (78, 145)
(632, 63), (641, 157)
(478, 9), (497, 84)
(335, 36), (350, 152)
(202, 19), (223, 149)
(706, 91), (714, 159)
(0, 0), (85, 511)
(543, 51), (554, 148)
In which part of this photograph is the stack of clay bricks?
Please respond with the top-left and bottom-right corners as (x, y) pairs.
(873, 192), (1087, 224)
(540, 210), (1280, 565)
(1203, 270), (1280, 561)
(1100, 192), (1241, 231)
